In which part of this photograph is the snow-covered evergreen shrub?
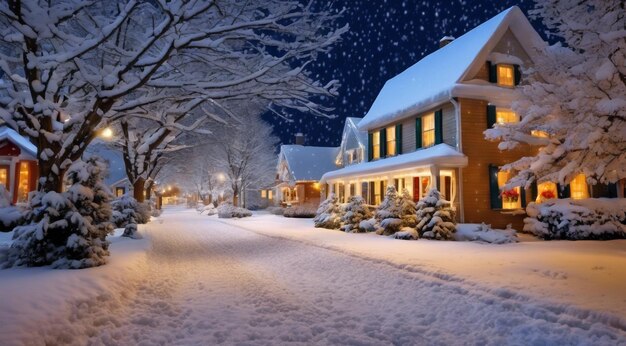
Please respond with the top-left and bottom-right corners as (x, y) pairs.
(391, 227), (419, 240)
(375, 186), (403, 235)
(359, 218), (377, 232)
(0, 185), (10, 208)
(267, 206), (284, 215)
(313, 193), (343, 229)
(0, 186), (26, 232)
(455, 223), (518, 244)
(416, 188), (456, 240)
(217, 203), (252, 218)
(111, 195), (150, 229)
(341, 196), (372, 232)
(283, 205), (317, 218)
(6, 157), (114, 268)
(199, 204), (217, 215)
(398, 188), (417, 228)
(524, 199), (626, 240)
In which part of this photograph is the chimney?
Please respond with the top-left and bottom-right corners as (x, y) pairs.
(439, 35), (455, 48)
(295, 133), (305, 145)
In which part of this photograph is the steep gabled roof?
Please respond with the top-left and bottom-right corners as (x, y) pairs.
(336, 117), (368, 165)
(278, 145), (339, 182)
(0, 126), (37, 157)
(358, 6), (545, 131)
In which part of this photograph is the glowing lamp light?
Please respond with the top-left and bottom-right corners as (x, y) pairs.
(100, 127), (113, 139)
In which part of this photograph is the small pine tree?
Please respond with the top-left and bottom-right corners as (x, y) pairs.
(314, 193), (343, 229)
(416, 188), (456, 240)
(398, 188), (417, 227)
(375, 185), (403, 235)
(341, 195), (372, 233)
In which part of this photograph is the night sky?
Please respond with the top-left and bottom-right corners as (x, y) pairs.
(263, 0), (547, 147)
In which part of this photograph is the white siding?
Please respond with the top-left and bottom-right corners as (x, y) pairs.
(442, 103), (457, 147)
(401, 118), (416, 154)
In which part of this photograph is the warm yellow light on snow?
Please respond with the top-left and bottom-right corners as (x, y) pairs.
(100, 127), (113, 139)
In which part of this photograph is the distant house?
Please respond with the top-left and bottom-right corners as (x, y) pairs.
(321, 6), (625, 230)
(0, 127), (38, 204)
(274, 134), (338, 206)
(335, 117), (369, 169)
(109, 177), (131, 198)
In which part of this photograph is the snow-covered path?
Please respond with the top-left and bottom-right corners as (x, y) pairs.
(13, 207), (626, 345)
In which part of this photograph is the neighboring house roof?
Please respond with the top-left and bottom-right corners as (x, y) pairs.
(278, 145), (339, 182)
(321, 144), (467, 182)
(336, 117), (368, 165)
(0, 126), (37, 157)
(358, 6), (545, 131)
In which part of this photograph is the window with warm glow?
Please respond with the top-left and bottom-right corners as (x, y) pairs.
(531, 130), (549, 138)
(261, 190), (267, 198)
(570, 174), (589, 200)
(386, 126), (396, 157)
(374, 181), (382, 205)
(0, 166), (8, 188)
(268, 190), (273, 199)
(17, 162), (30, 203)
(420, 176), (430, 198)
(337, 182), (345, 203)
(372, 132), (380, 160)
(497, 64), (515, 87)
(422, 113), (435, 148)
(496, 109), (519, 124)
(536, 182), (557, 202)
(497, 171), (521, 209)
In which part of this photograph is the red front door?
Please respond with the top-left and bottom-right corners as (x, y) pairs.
(413, 177), (420, 202)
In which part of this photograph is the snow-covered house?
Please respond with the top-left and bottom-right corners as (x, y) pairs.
(321, 6), (580, 229)
(275, 142), (338, 206)
(335, 117), (369, 168)
(0, 127), (38, 204)
(109, 177), (131, 198)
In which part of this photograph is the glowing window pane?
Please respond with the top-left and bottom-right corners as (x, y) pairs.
(536, 182), (557, 202)
(0, 166), (8, 188)
(497, 171), (521, 209)
(570, 174), (589, 200)
(386, 126), (396, 156)
(372, 132), (380, 159)
(497, 64), (515, 87)
(17, 162), (30, 203)
(496, 109), (519, 124)
(422, 113), (435, 148)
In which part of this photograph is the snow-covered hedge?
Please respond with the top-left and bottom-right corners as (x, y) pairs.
(455, 223), (518, 244)
(267, 206), (284, 215)
(198, 204), (217, 216)
(217, 203), (252, 218)
(524, 199), (626, 240)
(283, 205), (317, 218)
(111, 195), (150, 228)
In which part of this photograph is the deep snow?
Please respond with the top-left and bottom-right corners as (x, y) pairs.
(0, 207), (625, 345)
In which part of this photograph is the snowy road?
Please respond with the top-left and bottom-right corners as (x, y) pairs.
(18, 207), (626, 345)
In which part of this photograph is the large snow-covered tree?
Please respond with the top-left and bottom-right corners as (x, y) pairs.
(485, 1), (626, 188)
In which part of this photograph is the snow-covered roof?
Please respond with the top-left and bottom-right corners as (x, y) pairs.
(336, 117), (368, 165)
(358, 6), (545, 131)
(345, 117), (368, 147)
(321, 144), (467, 182)
(279, 145), (339, 182)
(0, 126), (37, 157)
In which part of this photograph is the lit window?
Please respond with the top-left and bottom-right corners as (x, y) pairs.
(422, 113), (435, 148)
(531, 130), (549, 138)
(496, 109), (519, 124)
(372, 132), (380, 160)
(420, 176), (430, 198)
(17, 162), (30, 203)
(536, 182), (557, 202)
(268, 190), (273, 199)
(570, 174), (589, 200)
(497, 64), (515, 87)
(386, 126), (396, 157)
(497, 171), (521, 209)
(261, 190), (267, 198)
(0, 166), (8, 188)
(374, 181), (382, 205)
(337, 183), (345, 203)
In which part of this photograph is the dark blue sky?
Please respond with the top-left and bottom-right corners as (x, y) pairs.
(264, 0), (545, 147)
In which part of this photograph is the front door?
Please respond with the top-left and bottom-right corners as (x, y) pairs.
(413, 177), (420, 202)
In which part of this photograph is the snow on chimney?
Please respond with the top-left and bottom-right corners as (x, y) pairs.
(295, 133), (305, 145)
(439, 35), (455, 48)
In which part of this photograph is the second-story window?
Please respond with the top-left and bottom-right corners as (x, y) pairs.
(497, 64), (515, 87)
(496, 108), (519, 124)
(386, 126), (396, 157)
(372, 132), (380, 160)
(422, 113), (435, 147)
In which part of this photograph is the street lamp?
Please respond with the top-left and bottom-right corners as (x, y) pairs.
(99, 127), (114, 139)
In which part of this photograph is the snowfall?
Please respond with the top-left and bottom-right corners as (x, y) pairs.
(0, 207), (625, 345)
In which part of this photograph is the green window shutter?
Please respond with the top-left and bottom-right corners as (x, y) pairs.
(415, 117), (422, 149)
(489, 164), (502, 209)
(379, 129), (386, 158)
(520, 188), (527, 208)
(530, 181), (538, 202)
(395, 124), (402, 155)
(367, 133), (373, 162)
(488, 61), (498, 83)
(514, 64), (521, 85)
(487, 105), (497, 128)
(434, 109), (443, 144)
(608, 183), (618, 198)
(557, 184), (571, 199)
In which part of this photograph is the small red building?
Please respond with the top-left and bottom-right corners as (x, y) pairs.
(0, 127), (38, 204)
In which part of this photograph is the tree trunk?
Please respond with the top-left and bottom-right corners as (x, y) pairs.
(133, 177), (145, 203)
(38, 162), (65, 195)
(145, 180), (154, 201)
(232, 194), (238, 207)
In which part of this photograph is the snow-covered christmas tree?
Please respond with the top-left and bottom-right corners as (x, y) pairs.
(375, 185), (403, 235)
(416, 188), (456, 240)
(314, 193), (343, 229)
(341, 196), (372, 233)
(398, 188), (417, 228)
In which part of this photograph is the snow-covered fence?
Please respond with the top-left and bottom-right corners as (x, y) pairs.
(524, 199), (626, 240)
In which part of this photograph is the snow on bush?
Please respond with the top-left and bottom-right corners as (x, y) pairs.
(416, 188), (456, 240)
(5, 157), (114, 269)
(341, 196), (372, 233)
(314, 193), (344, 229)
(267, 206), (284, 216)
(111, 195), (150, 230)
(524, 199), (626, 240)
(199, 204), (217, 216)
(455, 223), (518, 244)
(391, 227), (419, 240)
(283, 205), (317, 218)
(0, 206), (25, 232)
(375, 186), (403, 235)
(217, 203), (252, 218)
(359, 218), (378, 233)
(398, 188), (417, 228)
(0, 185), (10, 208)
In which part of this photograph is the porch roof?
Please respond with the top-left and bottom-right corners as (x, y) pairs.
(320, 144), (467, 182)
(0, 127), (37, 158)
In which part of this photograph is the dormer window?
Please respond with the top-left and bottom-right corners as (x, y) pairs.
(497, 64), (515, 87)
